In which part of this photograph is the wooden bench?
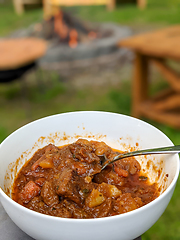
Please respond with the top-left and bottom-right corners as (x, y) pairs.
(13, 0), (116, 15)
(43, 0), (115, 19)
(13, 0), (147, 15)
(13, 0), (42, 15)
(119, 25), (180, 129)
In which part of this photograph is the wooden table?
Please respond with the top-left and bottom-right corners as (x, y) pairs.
(0, 38), (47, 83)
(0, 38), (47, 70)
(119, 25), (180, 129)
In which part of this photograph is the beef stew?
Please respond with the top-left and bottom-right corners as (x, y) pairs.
(12, 139), (159, 219)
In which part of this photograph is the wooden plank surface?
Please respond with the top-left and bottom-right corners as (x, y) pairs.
(138, 100), (180, 128)
(0, 38), (47, 70)
(43, 0), (115, 18)
(51, 0), (111, 5)
(119, 25), (180, 60)
(151, 58), (180, 92)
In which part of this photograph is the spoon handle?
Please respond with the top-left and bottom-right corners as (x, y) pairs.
(102, 145), (180, 169)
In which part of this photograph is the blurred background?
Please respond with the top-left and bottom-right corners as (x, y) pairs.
(0, 0), (180, 239)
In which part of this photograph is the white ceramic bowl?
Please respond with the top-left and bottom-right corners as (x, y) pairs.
(0, 111), (179, 240)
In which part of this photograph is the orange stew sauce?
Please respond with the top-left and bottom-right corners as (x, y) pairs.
(12, 139), (159, 218)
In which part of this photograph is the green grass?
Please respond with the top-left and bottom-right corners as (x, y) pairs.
(1, 2), (180, 239)
(0, 4), (43, 36)
(72, 5), (180, 26)
(1, 1), (180, 36)
(0, 71), (131, 136)
(66, 2), (180, 28)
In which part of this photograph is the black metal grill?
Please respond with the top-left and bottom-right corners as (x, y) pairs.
(0, 62), (36, 83)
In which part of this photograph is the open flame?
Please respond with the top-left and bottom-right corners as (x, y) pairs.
(53, 9), (97, 48)
(54, 10), (68, 40)
(54, 9), (78, 48)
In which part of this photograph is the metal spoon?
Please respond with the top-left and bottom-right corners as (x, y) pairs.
(101, 145), (180, 170)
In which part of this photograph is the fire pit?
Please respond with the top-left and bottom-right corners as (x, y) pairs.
(10, 10), (132, 74)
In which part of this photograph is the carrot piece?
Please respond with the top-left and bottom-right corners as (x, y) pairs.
(114, 166), (128, 177)
(31, 155), (45, 171)
(19, 181), (41, 203)
(35, 177), (46, 187)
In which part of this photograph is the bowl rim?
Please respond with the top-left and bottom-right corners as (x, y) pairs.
(0, 111), (179, 222)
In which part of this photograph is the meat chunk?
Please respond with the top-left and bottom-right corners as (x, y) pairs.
(62, 200), (90, 219)
(113, 193), (142, 214)
(26, 197), (48, 214)
(18, 181), (40, 204)
(49, 202), (72, 218)
(90, 140), (111, 157)
(54, 168), (81, 205)
(94, 168), (125, 187)
(68, 141), (102, 176)
(85, 197), (112, 218)
(69, 141), (100, 164)
(114, 157), (141, 175)
(41, 181), (59, 206)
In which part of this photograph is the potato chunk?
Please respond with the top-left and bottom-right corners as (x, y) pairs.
(39, 159), (54, 168)
(86, 189), (106, 208)
(108, 184), (122, 198)
(97, 182), (122, 198)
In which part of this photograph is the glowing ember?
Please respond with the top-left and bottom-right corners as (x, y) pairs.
(69, 29), (78, 48)
(88, 31), (97, 40)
